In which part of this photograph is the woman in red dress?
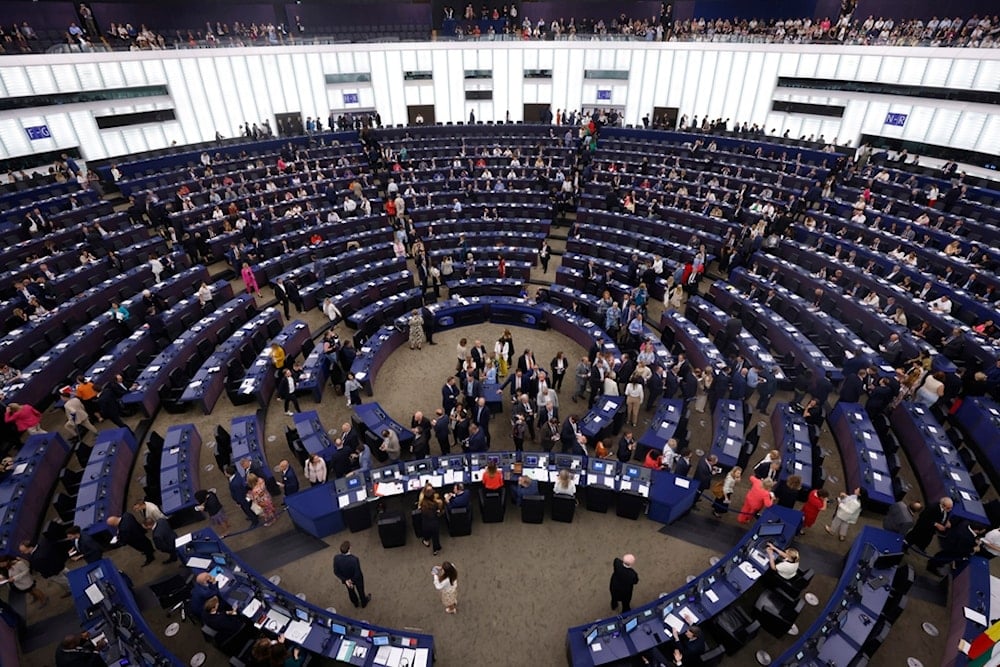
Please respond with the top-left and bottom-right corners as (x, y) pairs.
(801, 488), (831, 532)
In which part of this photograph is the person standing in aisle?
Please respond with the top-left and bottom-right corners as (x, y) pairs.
(333, 541), (371, 608)
(609, 553), (639, 612)
(432, 561), (459, 614)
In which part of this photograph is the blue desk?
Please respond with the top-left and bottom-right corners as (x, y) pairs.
(230, 414), (273, 482)
(954, 397), (1000, 491)
(773, 527), (904, 667)
(159, 424), (202, 516)
(659, 310), (725, 372)
(68, 560), (185, 667)
(177, 529), (434, 665)
(709, 281), (842, 383)
(0, 433), (71, 556)
(296, 340), (329, 403)
(566, 506), (802, 666)
(284, 482), (345, 538)
(827, 404), (895, 510)
(237, 320), (311, 409)
(73, 428), (139, 535)
(447, 277), (525, 299)
(711, 400), (745, 470)
(637, 399), (684, 454)
(293, 411), (337, 460)
(944, 557), (991, 667)
(124, 293), (254, 416)
(353, 403), (415, 453)
(346, 287), (422, 332)
(181, 308), (282, 414)
(647, 469), (699, 525)
(580, 397), (625, 443)
(771, 403), (818, 491)
(890, 402), (987, 525)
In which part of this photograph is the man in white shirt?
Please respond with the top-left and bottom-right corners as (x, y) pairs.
(929, 294), (953, 314)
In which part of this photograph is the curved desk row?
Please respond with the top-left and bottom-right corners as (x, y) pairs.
(828, 404), (897, 510)
(775, 526), (907, 667)
(285, 448), (700, 540)
(74, 428), (139, 535)
(67, 559), (186, 667)
(0, 433), (72, 556)
(237, 320), (311, 409)
(954, 397), (1000, 495)
(177, 529), (434, 667)
(231, 414), (274, 483)
(291, 252), (403, 312)
(411, 217), (550, 237)
(890, 401), (988, 525)
(711, 400), (746, 470)
(944, 556), (992, 667)
(124, 293), (256, 417)
(159, 424), (203, 516)
(566, 506), (803, 667)
(685, 295), (788, 386)
(771, 403), (821, 493)
(347, 287), (423, 333)
(659, 309), (726, 372)
(446, 277), (526, 298)
(180, 308), (283, 415)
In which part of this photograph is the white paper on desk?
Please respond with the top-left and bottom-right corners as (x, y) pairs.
(602, 400), (617, 411)
(725, 437), (735, 446)
(374, 647), (392, 665)
(862, 432), (872, 440)
(388, 647), (404, 666)
(965, 607), (989, 627)
(169, 447), (180, 456)
(284, 619), (312, 643)
(188, 380), (202, 387)
(592, 416), (602, 423)
(174, 533), (193, 548)
(336, 641), (355, 662)
(412, 648), (429, 667)
(794, 462), (803, 470)
(666, 404), (675, 413)
(664, 614), (685, 633)
(873, 472), (883, 481)
(215, 573), (230, 589)
(13, 463), (27, 475)
(242, 598), (262, 619)
(951, 472), (962, 481)
(186, 556), (212, 570)
(705, 589), (719, 604)
(591, 642), (603, 653)
(793, 424), (802, 432)
(147, 365), (160, 372)
(424, 474), (444, 488)
(674, 477), (691, 489)
(961, 490), (973, 501)
(794, 443), (803, 451)
(638, 483), (650, 497)
(444, 470), (462, 485)
(338, 495), (351, 509)
(678, 607), (699, 624)
(728, 403), (736, 411)
(471, 470), (484, 482)
(739, 562), (762, 580)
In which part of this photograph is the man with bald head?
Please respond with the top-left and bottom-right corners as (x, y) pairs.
(905, 496), (953, 554)
(610, 553), (639, 612)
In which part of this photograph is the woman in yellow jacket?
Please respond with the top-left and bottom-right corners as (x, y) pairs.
(270, 343), (286, 371)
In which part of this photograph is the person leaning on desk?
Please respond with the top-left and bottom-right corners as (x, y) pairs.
(643, 625), (706, 666)
(765, 544), (801, 581)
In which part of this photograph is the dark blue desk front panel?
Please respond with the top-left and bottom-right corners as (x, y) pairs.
(647, 469), (699, 525)
(0, 433), (71, 556)
(943, 557), (991, 667)
(67, 560), (185, 667)
(954, 397), (1000, 491)
(284, 482), (345, 538)
(177, 529), (434, 664)
(354, 402), (416, 452)
(659, 310), (725, 372)
(160, 424), (202, 515)
(774, 526), (904, 667)
(567, 506), (802, 667)
(580, 397), (625, 442)
(231, 414), (274, 481)
(73, 428), (139, 535)
(891, 402), (987, 525)
(827, 404), (895, 509)
(293, 411), (337, 460)
(181, 307), (282, 414)
(637, 399), (685, 453)
(771, 403), (817, 491)
(124, 293), (254, 416)
(711, 400), (745, 470)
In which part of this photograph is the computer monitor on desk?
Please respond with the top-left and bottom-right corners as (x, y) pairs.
(522, 453), (548, 469)
(334, 475), (364, 495)
(404, 460), (432, 476)
(554, 454), (583, 470)
(371, 466), (402, 483)
(587, 459), (612, 476)
(438, 455), (465, 471)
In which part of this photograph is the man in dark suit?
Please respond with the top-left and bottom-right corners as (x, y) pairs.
(927, 521), (986, 576)
(672, 625), (707, 663)
(202, 595), (249, 644)
(560, 415), (580, 453)
(19, 537), (71, 594)
(273, 278), (292, 318)
(673, 449), (692, 478)
(333, 540), (371, 608)
(285, 277), (304, 313)
(865, 378), (895, 418)
(516, 349), (537, 376)
(838, 370), (867, 404)
(466, 424), (488, 453)
(609, 554), (640, 612)
(460, 371), (483, 402)
(473, 397), (491, 446)
(470, 340), (488, 370)
(644, 365), (665, 411)
(420, 305), (436, 344)
(66, 525), (103, 564)
(225, 464), (258, 526)
(941, 328), (965, 360)
(432, 409), (451, 455)
(693, 454), (717, 495)
(145, 517), (178, 563)
(499, 370), (533, 398)
(879, 333), (903, 366)
(190, 572), (228, 621)
(905, 497), (953, 554)
(441, 377), (460, 413)
(277, 459), (300, 496)
(329, 438), (354, 478)
(107, 514), (155, 566)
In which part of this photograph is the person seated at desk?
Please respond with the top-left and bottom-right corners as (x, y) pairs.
(190, 572), (229, 621)
(202, 595), (248, 641)
(482, 461), (505, 491)
(248, 636), (303, 667)
(553, 469), (577, 497)
(444, 483), (470, 509)
(513, 474), (539, 506)
(54, 632), (104, 667)
(765, 544), (801, 580)
(669, 625), (706, 665)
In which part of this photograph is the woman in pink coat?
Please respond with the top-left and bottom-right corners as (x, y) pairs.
(240, 262), (261, 298)
(5, 403), (45, 436)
